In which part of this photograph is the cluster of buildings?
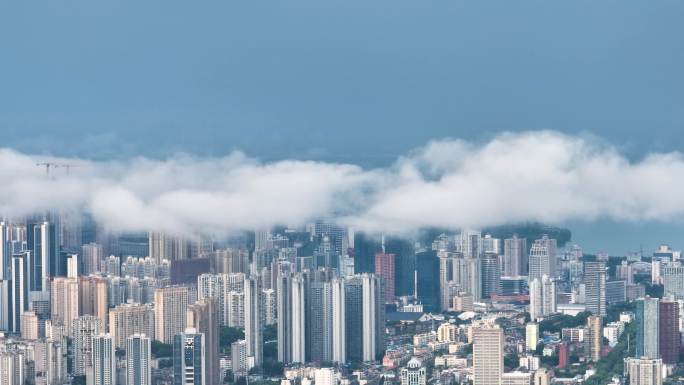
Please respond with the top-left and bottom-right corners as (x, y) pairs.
(0, 215), (683, 385)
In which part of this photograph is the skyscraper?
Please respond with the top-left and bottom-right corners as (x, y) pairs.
(309, 280), (334, 362)
(658, 299), (679, 364)
(374, 252), (395, 303)
(473, 327), (504, 385)
(345, 274), (384, 362)
(244, 275), (263, 367)
(10, 252), (30, 333)
(154, 286), (189, 344)
(173, 328), (206, 385)
(528, 236), (556, 281)
(0, 222), (9, 280)
(127, 334), (151, 385)
(503, 235), (527, 276)
(187, 298), (219, 385)
(584, 261), (607, 317)
(82, 242), (104, 275)
(481, 253), (501, 299)
(331, 277), (346, 364)
(92, 334), (116, 385)
(636, 298), (660, 359)
(586, 316), (602, 362)
(662, 265), (684, 300)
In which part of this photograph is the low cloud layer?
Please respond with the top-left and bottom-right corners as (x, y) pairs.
(2, 131), (684, 236)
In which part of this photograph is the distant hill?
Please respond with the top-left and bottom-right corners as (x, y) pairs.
(482, 222), (572, 247)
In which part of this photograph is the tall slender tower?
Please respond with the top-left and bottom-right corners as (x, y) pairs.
(636, 297), (660, 359)
(154, 286), (189, 343)
(586, 316), (602, 362)
(244, 275), (263, 367)
(187, 298), (219, 385)
(374, 252), (396, 303)
(92, 334), (116, 385)
(10, 252), (30, 333)
(173, 328), (206, 385)
(127, 334), (151, 385)
(331, 277), (346, 364)
(659, 299), (680, 364)
(584, 261), (607, 317)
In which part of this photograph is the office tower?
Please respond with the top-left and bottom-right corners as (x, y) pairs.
(374, 252), (395, 303)
(606, 280), (626, 305)
(526, 323), (539, 351)
(81, 243), (103, 275)
(50, 276), (79, 328)
(415, 250), (439, 312)
(481, 253), (500, 299)
(174, 328), (206, 385)
(154, 286), (189, 344)
(29, 221), (59, 292)
(309, 280), (334, 362)
(584, 261), (607, 317)
(127, 334), (151, 385)
(658, 300), (680, 364)
(586, 316), (602, 362)
(345, 274), (384, 362)
(10, 252), (30, 333)
(473, 327), (504, 385)
(384, 237), (415, 297)
(0, 222), (8, 280)
(528, 236), (556, 281)
(108, 303), (154, 349)
(331, 278), (346, 363)
(71, 315), (103, 376)
(636, 298), (660, 359)
(244, 276), (263, 367)
(482, 234), (501, 255)
(92, 334), (116, 385)
(313, 221), (348, 257)
(231, 340), (248, 378)
(529, 275), (556, 321)
(504, 235), (527, 276)
(187, 298), (219, 385)
(662, 265), (684, 300)
(625, 358), (663, 385)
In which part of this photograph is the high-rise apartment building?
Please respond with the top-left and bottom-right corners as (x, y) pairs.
(92, 334), (116, 385)
(529, 275), (556, 321)
(528, 236), (556, 281)
(244, 275), (263, 368)
(154, 286), (189, 344)
(71, 315), (103, 376)
(586, 316), (602, 362)
(662, 265), (684, 300)
(526, 323), (539, 352)
(82, 242), (104, 275)
(50, 277), (80, 330)
(473, 327), (504, 385)
(345, 274), (385, 362)
(10, 252), (30, 333)
(108, 302), (155, 350)
(625, 358), (663, 385)
(127, 334), (151, 385)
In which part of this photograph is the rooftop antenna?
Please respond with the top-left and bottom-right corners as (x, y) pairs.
(35, 162), (59, 177)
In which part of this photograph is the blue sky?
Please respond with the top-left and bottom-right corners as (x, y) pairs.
(1, 0), (684, 253)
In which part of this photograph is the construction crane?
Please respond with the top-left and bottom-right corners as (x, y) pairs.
(59, 164), (79, 175)
(35, 162), (59, 177)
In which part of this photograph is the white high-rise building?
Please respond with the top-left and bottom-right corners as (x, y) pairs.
(82, 243), (104, 275)
(473, 327), (504, 385)
(526, 323), (539, 351)
(528, 236), (557, 281)
(92, 334), (116, 385)
(314, 367), (340, 385)
(127, 334), (151, 385)
(50, 277), (80, 330)
(331, 278), (346, 364)
(244, 276), (263, 367)
(529, 275), (556, 321)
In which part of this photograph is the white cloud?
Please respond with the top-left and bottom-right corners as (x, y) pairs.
(2, 131), (684, 235)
